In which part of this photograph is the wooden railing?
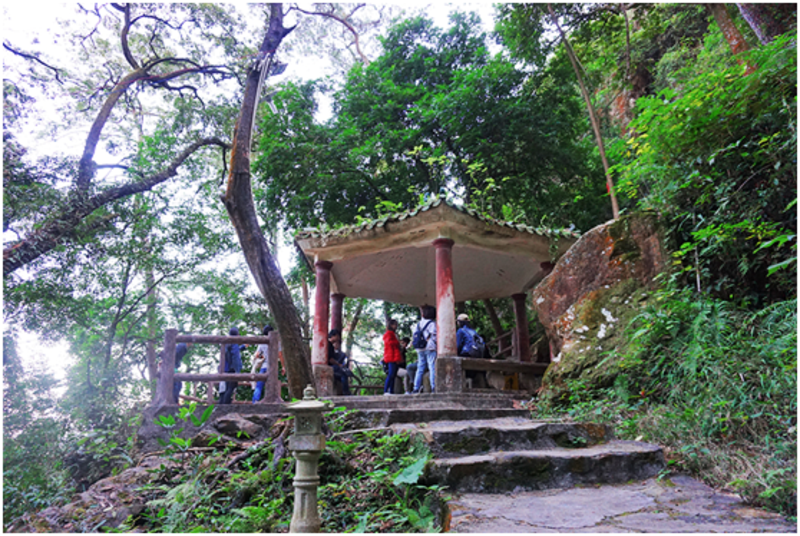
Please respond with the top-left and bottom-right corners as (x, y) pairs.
(152, 329), (283, 407)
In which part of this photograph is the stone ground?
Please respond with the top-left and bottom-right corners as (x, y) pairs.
(445, 475), (796, 533)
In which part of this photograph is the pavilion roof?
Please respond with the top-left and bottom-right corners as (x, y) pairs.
(295, 196), (580, 306)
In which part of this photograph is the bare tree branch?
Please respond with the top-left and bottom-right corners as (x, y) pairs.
(3, 42), (66, 84)
(294, 5), (371, 65)
(4, 137), (230, 275)
(111, 3), (140, 69)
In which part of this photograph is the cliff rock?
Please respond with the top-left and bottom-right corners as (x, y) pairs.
(532, 212), (667, 402)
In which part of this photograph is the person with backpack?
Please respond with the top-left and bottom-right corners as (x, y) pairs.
(251, 324), (274, 403)
(411, 305), (437, 394)
(220, 326), (245, 404)
(382, 318), (403, 395)
(456, 314), (486, 358)
(457, 314), (487, 388)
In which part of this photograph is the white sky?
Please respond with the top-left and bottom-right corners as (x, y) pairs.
(3, 2), (500, 382)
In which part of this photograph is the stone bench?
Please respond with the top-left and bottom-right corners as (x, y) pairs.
(437, 356), (549, 394)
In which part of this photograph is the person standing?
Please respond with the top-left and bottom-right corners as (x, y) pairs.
(382, 319), (403, 395)
(251, 324), (274, 403)
(327, 329), (352, 396)
(220, 326), (243, 404)
(399, 336), (414, 393)
(412, 305), (437, 394)
(172, 340), (192, 404)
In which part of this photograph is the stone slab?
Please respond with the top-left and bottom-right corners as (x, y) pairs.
(392, 418), (613, 457)
(428, 440), (665, 493)
(445, 476), (796, 533)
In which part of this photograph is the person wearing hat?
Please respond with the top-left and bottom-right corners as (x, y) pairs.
(457, 313), (487, 387)
(456, 314), (473, 356)
(456, 313), (486, 358)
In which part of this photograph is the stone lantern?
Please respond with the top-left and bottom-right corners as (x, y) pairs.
(287, 384), (331, 533)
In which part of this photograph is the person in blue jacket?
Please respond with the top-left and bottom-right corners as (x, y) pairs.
(220, 326), (245, 404)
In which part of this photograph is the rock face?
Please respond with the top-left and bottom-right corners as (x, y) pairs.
(7, 456), (174, 533)
(532, 212), (667, 402)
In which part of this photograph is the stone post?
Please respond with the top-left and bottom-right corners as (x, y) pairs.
(330, 293), (345, 333)
(512, 293), (532, 362)
(312, 260), (334, 396)
(433, 238), (460, 393)
(288, 385), (330, 533)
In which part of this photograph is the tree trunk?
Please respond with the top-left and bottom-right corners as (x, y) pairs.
(482, 299), (509, 353)
(221, 4), (312, 399)
(736, 3), (796, 45)
(547, 4), (620, 220)
(345, 299), (364, 358)
(145, 260), (158, 393)
(707, 4), (751, 55)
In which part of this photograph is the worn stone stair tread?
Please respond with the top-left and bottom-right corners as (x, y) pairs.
(336, 407), (531, 430)
(426, 440), (666, 493)
(433, 440), (662, 465)
(391, 418), (614, 457)
(390, 416), (564, 433)
(326, 391), (527, 411)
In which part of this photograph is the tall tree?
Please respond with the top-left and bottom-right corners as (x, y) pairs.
(705, 2), (754, 73)
(222, 4), (313, 398)
(3, 4), (243, 276)
(255, 12), (606, 232)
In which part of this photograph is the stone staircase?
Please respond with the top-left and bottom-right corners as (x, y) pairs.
(327, 392), (665, 495)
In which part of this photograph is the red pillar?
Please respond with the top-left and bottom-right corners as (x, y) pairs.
(512, 293), (532, 362)
(434, 238), (457, 357)
(312, 260), (334, 396)
(330, 293), (345, 333)
(312, 261), (333, 366)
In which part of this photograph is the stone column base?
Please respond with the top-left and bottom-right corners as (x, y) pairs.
(313, 364), (334, 397)
(436, 355), (463, 393)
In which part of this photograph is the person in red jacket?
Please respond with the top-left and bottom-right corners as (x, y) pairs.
(382, 318), (403, 395)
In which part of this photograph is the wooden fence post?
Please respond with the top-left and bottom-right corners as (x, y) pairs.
(153, 329), (177, 407)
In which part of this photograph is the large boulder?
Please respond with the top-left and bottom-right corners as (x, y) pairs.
(137, 404), (284, 453)
(532, 212), (667, 403)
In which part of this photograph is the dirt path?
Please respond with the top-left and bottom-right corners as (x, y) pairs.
(445, 475), (795, 533)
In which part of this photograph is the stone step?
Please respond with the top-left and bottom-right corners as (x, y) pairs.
(326, 391), (526, 411)
(336, 407), (531, 431)
(424, 440), (665, 493)
(390, 417), (614, 457)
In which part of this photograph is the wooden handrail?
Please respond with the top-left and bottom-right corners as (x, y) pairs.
(154, 329), (283, 407)
(174, 372), (270, 382)
(176, 335), (271, 344)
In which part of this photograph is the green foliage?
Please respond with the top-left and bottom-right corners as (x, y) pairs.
(318, 430), (440, 532)
(609, 30), (797, 305)
(255, 12), (606, 233)
(537, 291), (797, 517)
(155, 402), (218, 457)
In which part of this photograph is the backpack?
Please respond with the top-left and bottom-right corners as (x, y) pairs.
(412, 320), (433, 349)
(462, 328), (486, 358)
